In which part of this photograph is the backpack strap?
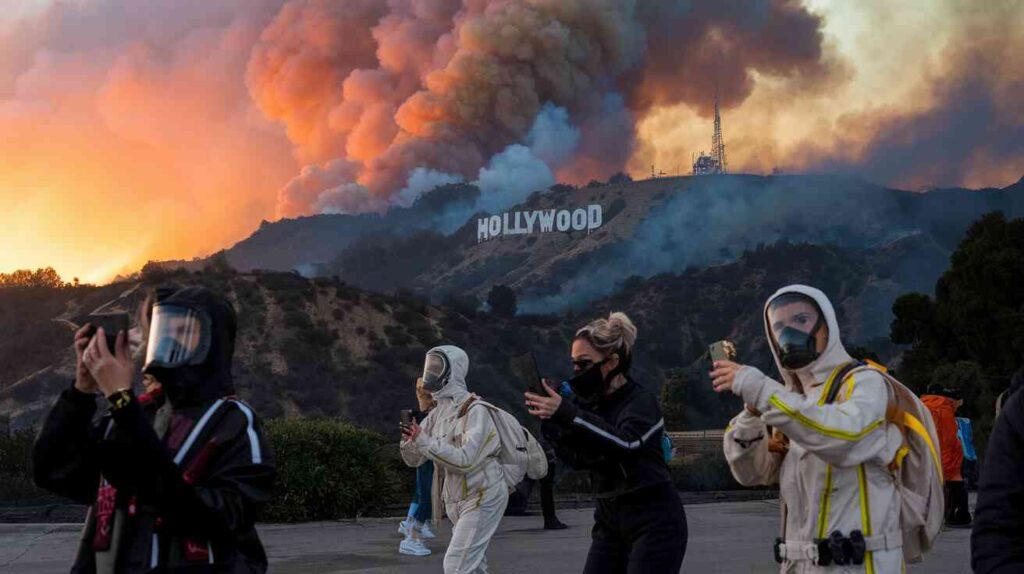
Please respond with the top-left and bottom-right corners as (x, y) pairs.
(820, 361), (867, 405)
(457, 395), (479, 418)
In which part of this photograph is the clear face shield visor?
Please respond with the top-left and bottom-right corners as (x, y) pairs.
(421, 352), (450, 392)
(144, 304), (212, 370)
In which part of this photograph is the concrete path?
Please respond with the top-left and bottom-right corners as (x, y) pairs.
(0, 500), (972, 573)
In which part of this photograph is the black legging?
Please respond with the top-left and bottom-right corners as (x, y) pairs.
(946, 480), (972, 524)
(541, 460), (558, 520)
(583, 482), (688, 574)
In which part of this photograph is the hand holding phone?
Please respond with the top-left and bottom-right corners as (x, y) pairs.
(709, 340), (737, 363)
(401, 420), (421, 442)
(709, 340), (741, 394)
(86, 313), (131, 355)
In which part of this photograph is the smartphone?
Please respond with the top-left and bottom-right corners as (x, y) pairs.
(400, 409), (414, 427)
(527, 351), (547, 396)
(86, 312), (131, 352)
(709, 340), (737, 363)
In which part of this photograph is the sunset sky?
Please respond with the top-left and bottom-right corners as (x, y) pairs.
(1, 0), (1021, 283)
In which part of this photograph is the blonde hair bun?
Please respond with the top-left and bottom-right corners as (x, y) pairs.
(576, 311), (638, 361)
(606, 312), (637, 350)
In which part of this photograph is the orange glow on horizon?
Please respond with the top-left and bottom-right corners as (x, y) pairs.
(1, 1), (1022, 284)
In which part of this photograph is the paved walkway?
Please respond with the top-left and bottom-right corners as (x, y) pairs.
(0, 500), (972, 573)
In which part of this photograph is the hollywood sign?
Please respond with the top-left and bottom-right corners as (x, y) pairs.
(477, 204), (603, 243)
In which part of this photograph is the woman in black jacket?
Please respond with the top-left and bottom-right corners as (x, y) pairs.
(526, 312), (687, 573)
(33, 287), (275, 573)
(971, 367), (1024, 573)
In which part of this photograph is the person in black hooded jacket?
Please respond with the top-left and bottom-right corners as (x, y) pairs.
(526, 312), (686, 574)
(33, 286), (275, 573)
(971, 367), (1024, 573)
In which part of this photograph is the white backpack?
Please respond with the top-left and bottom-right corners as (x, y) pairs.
(821, 361), (945, 563)
(459, 396), (548, 488)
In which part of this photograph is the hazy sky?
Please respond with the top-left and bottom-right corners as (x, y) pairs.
(1, 0), (1021, 283)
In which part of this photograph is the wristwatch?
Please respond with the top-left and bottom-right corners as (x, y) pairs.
(107, 388), (134, 411)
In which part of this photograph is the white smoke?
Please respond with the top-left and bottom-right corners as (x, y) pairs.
(475, 145), (555, 215)
(473, 103), (580, 215)
(394, 167), (464, 208)
(525, 103), (581, 168)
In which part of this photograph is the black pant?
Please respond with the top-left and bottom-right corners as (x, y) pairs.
(962, 459), (979, 491)
(945, 480), (972, 525)
(583, 482), (687, 574)
(541, 461), (557, 519)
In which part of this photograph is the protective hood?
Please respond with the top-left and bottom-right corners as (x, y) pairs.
(425, 345), (470, 404)
(763, 285), (853, 391)
(143, 286), (236, 408)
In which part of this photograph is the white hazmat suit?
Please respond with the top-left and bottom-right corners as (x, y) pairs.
(724, 285), (906, 573)
(401, 346), (508, 574)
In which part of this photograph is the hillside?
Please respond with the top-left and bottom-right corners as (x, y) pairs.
(2, 240), (916, 435)
(204, 175), (1024, 322)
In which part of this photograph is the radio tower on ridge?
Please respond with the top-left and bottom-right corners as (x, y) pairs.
(711, 86), (727, 173)
(691, 85), (728, 175)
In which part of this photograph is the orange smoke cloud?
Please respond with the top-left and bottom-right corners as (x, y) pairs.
(248, 0), (855, 217)
(632, 1), (1024, 189)
(0, 1), (297, 283)
(3, 0), (1021, 284)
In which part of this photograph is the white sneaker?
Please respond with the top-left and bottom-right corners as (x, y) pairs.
(399, 538), (431, 556)
(419, 521), (436, 539)
(398, 519), (411, 537)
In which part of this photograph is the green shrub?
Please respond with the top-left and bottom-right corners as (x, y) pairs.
(670, 452), (744, 491)
(263, 418), (408, 522)
(0, 428), (47, 501)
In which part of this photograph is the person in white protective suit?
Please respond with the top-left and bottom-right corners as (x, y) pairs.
(711, 285), (906, 573)
(400, 345), (508, 574)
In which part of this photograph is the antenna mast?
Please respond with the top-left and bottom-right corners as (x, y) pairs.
(712, 84), (727, 174)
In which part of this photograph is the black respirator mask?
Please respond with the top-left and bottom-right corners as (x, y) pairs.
(569, 353), (627, 403)
(770, 298), (826, 371)
(569, 360), (607, 403)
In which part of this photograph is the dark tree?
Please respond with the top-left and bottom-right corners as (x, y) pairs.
(487, 284), (517, 318)
(607, 172), (633, 185)
(0, 267), (65, 289)
(889, 211), (1024, 454)
(203, 251), (235, 276)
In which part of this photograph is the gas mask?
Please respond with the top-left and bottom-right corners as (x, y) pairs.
(769, 294), (826, 371)
(138, 287), (237, 409)
(421, 351), (451, 393)
(143, 304), (212, 371)
(141, 299), (216, 406)
(776, 324), (824, 370)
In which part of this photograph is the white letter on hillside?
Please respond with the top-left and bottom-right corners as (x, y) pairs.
(571, 208), (587, 231)
(478, 218), (490, 242)
(524, 210), (540, 234)
(588, 204), (603, 234)
(556, 210), (571, 232)
(539, 210), (556, 232)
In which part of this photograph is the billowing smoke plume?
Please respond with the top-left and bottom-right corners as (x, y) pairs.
(3, 0), (1022, 283)
(0, 0), (297, 282)
(254, 0), (835, 217)
(800, 4), (1024, 190)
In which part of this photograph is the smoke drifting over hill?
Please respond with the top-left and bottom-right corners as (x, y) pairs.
(251, 0), (837, 216)
(2, 1), (1022, 282)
